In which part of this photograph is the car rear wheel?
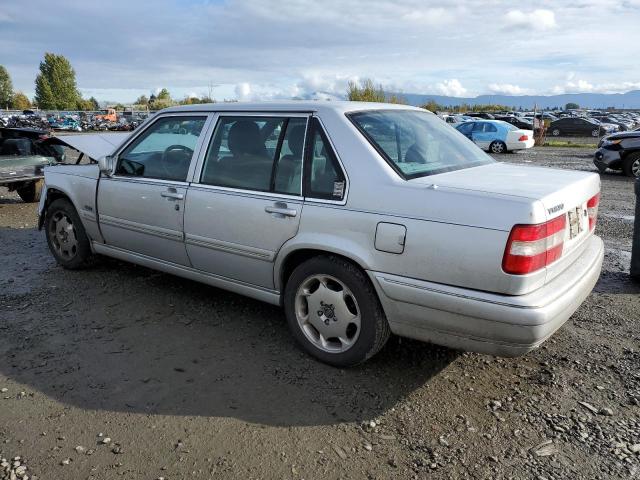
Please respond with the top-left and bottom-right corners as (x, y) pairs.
(283, 255), (390, 367)
(591, 129), (600, 137)
(17, 179), (44, 203)
(622, 152), (640, 178)
(551, 128), (561, 136)
(45, 198), (93, 269)
(489, 141), (507, 154)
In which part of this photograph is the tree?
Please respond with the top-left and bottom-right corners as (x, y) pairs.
(421, 99), (443, 112)
(0, 65), (13, 109)
(34, 53), (81, 109)
(565, 102), (579, 110)
(134, 95), (149, 106)
(157, 88), (171, 101)
(11, 92), (31, 110)
(347, 79), (386, 103)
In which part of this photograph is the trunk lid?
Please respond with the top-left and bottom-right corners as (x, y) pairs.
(410, 162), (601, 292)
(412, 162), (599, 218)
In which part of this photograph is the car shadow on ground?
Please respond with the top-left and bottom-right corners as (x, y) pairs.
(0, 227), (459, 427)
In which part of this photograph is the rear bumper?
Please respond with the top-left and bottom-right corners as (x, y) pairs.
(368, 235), (604, 357)
(507, 138), (535, 150)
(594, 148), (622, 170)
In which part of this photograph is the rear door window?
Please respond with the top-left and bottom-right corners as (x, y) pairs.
(200, 116), (307, 195)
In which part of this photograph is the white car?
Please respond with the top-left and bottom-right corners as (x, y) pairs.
(456, 120), (534, 153)
(38, 102), (603, 366)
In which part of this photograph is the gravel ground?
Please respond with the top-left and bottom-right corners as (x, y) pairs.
(0, 146), (638, 480)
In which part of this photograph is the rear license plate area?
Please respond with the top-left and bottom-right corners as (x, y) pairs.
(568, 208), (582, 239)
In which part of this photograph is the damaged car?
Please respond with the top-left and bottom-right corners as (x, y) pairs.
(0, 127), (63, 202)
(38, 102), (603, 367)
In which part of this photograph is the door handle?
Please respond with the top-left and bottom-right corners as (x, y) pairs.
(161, 191), (184, 200)
(265, 205), (297, 217)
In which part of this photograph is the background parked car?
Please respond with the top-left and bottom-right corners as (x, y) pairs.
(549, 117), (613, 137)
(594, 129), (640, 177)
(494, 115), (534, 130)
(455, 120), (533, 153)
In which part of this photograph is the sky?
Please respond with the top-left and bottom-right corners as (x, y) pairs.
(1, 0), (639, 103)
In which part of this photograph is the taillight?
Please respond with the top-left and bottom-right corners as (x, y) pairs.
(587, 193), (600, 231)
(518, 134), (529, 141)
(503, 215), (566, 275)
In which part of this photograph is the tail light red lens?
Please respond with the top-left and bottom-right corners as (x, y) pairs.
(518, 134), (529, 141)
(587, 193), (600, 231)
(503, 215), (566, 275)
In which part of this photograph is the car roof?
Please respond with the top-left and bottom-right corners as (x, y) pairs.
(161, 100), (426, 115)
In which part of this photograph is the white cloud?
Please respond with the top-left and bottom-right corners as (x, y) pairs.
(552, 78), (640, 94)
(433, 79), (467, 97)
(504, 9), (556, 30)
(488, 83), (530, 95)
(234, 82), (252, 100)
(402, 8), (456, 25)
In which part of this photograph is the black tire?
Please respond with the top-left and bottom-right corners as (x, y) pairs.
(591, 129), (600, 138)
(489, 141), (507, 154)
(17, 179), (44, 203)
(45, 198), (93, 269)
(283, 255), (391, 367)
(551, 128), (561, 136)
(622, 152), (640, 178)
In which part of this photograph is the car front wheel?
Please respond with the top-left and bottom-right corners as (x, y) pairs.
(551, 128), (561, 136)
(284, 255), (390, 367)
(45, 198), (93, 269)
(591, 129), (600, 137)
(623, 152), (640, 178)
(17, 179), (44, 203)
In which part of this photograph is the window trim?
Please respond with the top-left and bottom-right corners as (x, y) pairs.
(195, 113), (309, 198)
(303, 116), (348, 202)
(111, 112), (212, 184)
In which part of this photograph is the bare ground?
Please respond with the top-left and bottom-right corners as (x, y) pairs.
(0, 147), (638, 479)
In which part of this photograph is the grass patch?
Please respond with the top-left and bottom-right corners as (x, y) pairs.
(542, 140), (597, 149)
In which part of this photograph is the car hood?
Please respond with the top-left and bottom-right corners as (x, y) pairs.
(43, 132), (130, 161)
(604, 131), (640, 141)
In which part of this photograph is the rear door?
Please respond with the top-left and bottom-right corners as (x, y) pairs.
(471, 122), (495, 149)
(184, 113), (308, 288)
(97, 114), (210, 265)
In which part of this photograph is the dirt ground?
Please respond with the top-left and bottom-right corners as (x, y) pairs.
(0, 147), (638, 480)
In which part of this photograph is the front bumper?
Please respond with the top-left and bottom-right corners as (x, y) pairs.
(368, 235), (604, 357)
(594, 147), (622, 171)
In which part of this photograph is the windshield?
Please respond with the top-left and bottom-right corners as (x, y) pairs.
(347, 110), (494, 179)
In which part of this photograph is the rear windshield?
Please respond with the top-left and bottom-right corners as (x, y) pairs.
(347, 110), (494, 179)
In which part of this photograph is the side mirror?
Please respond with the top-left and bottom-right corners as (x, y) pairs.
(98, 155), (114, 176)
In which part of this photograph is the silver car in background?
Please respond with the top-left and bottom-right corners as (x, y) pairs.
(39, 102), (604, 366)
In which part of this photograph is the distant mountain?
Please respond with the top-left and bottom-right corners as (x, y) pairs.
(396, 90), (640, 110)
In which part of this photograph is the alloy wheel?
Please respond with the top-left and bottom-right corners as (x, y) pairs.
(491, 142), (505, 153)
(294, 274), (361, 353)
(49, 211), (78, 260)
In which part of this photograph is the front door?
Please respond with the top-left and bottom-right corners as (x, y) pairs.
(184, 114), (308, 288)
(97, 114), (209, 265)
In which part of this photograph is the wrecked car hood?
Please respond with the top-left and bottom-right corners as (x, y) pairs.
(44, 133), (130, 161)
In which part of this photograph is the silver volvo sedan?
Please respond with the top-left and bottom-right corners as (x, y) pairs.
(38, 102), (604, 366)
